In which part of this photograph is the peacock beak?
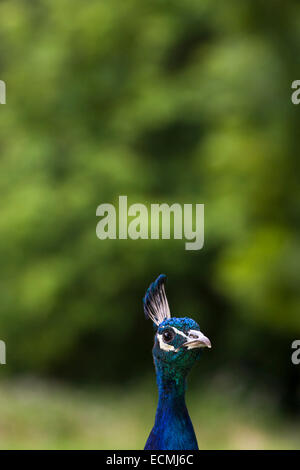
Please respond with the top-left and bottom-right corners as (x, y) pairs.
(182, 330), (211, 350)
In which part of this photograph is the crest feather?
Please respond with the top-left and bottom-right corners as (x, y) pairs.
(143, 274), (171, 326)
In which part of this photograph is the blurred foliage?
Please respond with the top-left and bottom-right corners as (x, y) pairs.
(0, 0), (299, 414)
(0, 378), (299, 449)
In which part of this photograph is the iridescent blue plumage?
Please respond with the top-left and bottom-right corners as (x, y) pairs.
(143, 275), (211, 450)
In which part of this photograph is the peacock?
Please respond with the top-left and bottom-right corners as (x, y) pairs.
(143, 274), (211, 450)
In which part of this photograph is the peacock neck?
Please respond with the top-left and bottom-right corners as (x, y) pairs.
(155, 360), (187, 402)
(144, 358), (198, 450)
(155, 358), (189, 429)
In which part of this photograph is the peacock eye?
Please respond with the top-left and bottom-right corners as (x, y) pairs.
(162, 328), (175, 343)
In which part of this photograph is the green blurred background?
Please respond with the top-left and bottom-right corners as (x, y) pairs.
(0, 0), (299, 449)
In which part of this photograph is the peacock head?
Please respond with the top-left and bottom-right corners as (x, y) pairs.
(143, 275), (211, 377)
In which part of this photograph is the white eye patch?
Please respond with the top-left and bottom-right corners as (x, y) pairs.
(157, 333), (176, 352)
(157, 326), (189, 352)
(171, 327), (189, 339)
(157, 326), (210, 352)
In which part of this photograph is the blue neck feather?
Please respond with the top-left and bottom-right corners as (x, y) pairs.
(144, 359), (198, 450)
